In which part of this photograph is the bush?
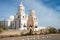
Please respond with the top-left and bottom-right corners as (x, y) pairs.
(21, 29), (33, 36)
(58, 29), (60, 33)
(47, 27), (57, 34)
(39, 29), (48, 35)
(0, 28), (3, 33)
(0, 24), (7, 33)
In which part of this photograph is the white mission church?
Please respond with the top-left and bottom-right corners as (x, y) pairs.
(5, 2), (38, 31)
(4, 2), (46, 31)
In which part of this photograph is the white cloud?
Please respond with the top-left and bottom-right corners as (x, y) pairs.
(4, 0), (60, 28)
(25, 0), (60, 28)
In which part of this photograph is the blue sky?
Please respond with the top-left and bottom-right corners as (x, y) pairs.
(0, 0), (60, 28)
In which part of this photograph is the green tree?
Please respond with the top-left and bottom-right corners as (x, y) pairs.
(47, 27), (57, 34)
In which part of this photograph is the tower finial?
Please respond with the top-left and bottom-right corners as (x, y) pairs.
(19, 1), (23, 6)
(20, 1), (22, 4)
(19, 0), (25, 11)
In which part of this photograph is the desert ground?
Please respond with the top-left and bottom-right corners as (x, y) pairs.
(0, 34), (60, 40)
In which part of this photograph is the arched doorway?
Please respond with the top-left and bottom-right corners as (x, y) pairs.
(29, 28), (33, 35)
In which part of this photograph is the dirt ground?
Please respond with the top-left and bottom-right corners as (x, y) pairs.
(0, 34), (60, 40)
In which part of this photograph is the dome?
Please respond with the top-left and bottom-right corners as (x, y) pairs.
(19, 2), (25, 9)
(29, 10), (35, 14)
(29, 10), (35, 16)
(19, 2), (23, 6)
(9, 15), (14, 21)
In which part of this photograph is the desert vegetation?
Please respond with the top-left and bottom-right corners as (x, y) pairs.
(0, 21), (7, 33)
(39, 26), (60, 34)
(0, 21), (60, 38)
(21, 26), (60, 36)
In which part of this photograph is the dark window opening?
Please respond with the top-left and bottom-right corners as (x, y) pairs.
(19, 20), (20, 28)
(29, 25), (33, 28)
(35, 26), (37, 28)
(24, 24), (26, 27)
(15, 21), (16, 29)
(23, 16), (24, 18)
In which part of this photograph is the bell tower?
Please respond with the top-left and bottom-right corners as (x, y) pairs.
(27, 10), (35, 31)
(16, 1), (27, 30)
(18, 2), (25, 13)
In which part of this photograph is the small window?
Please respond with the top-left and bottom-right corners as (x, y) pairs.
(23, 24), (26, 27)
(23, 16), (24, 18)
(35, 26), (37, 28)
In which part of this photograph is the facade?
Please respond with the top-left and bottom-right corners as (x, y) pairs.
(4, 2), (38, 31)
(27, 10), (38, 31)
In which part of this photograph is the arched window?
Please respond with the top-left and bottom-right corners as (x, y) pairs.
(23, 23), (26, 27)
(23, 16), (24, 18)
(15, 21), (16, 29)
(29, 24), (33, 27)
(35, 26), (37, 28)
